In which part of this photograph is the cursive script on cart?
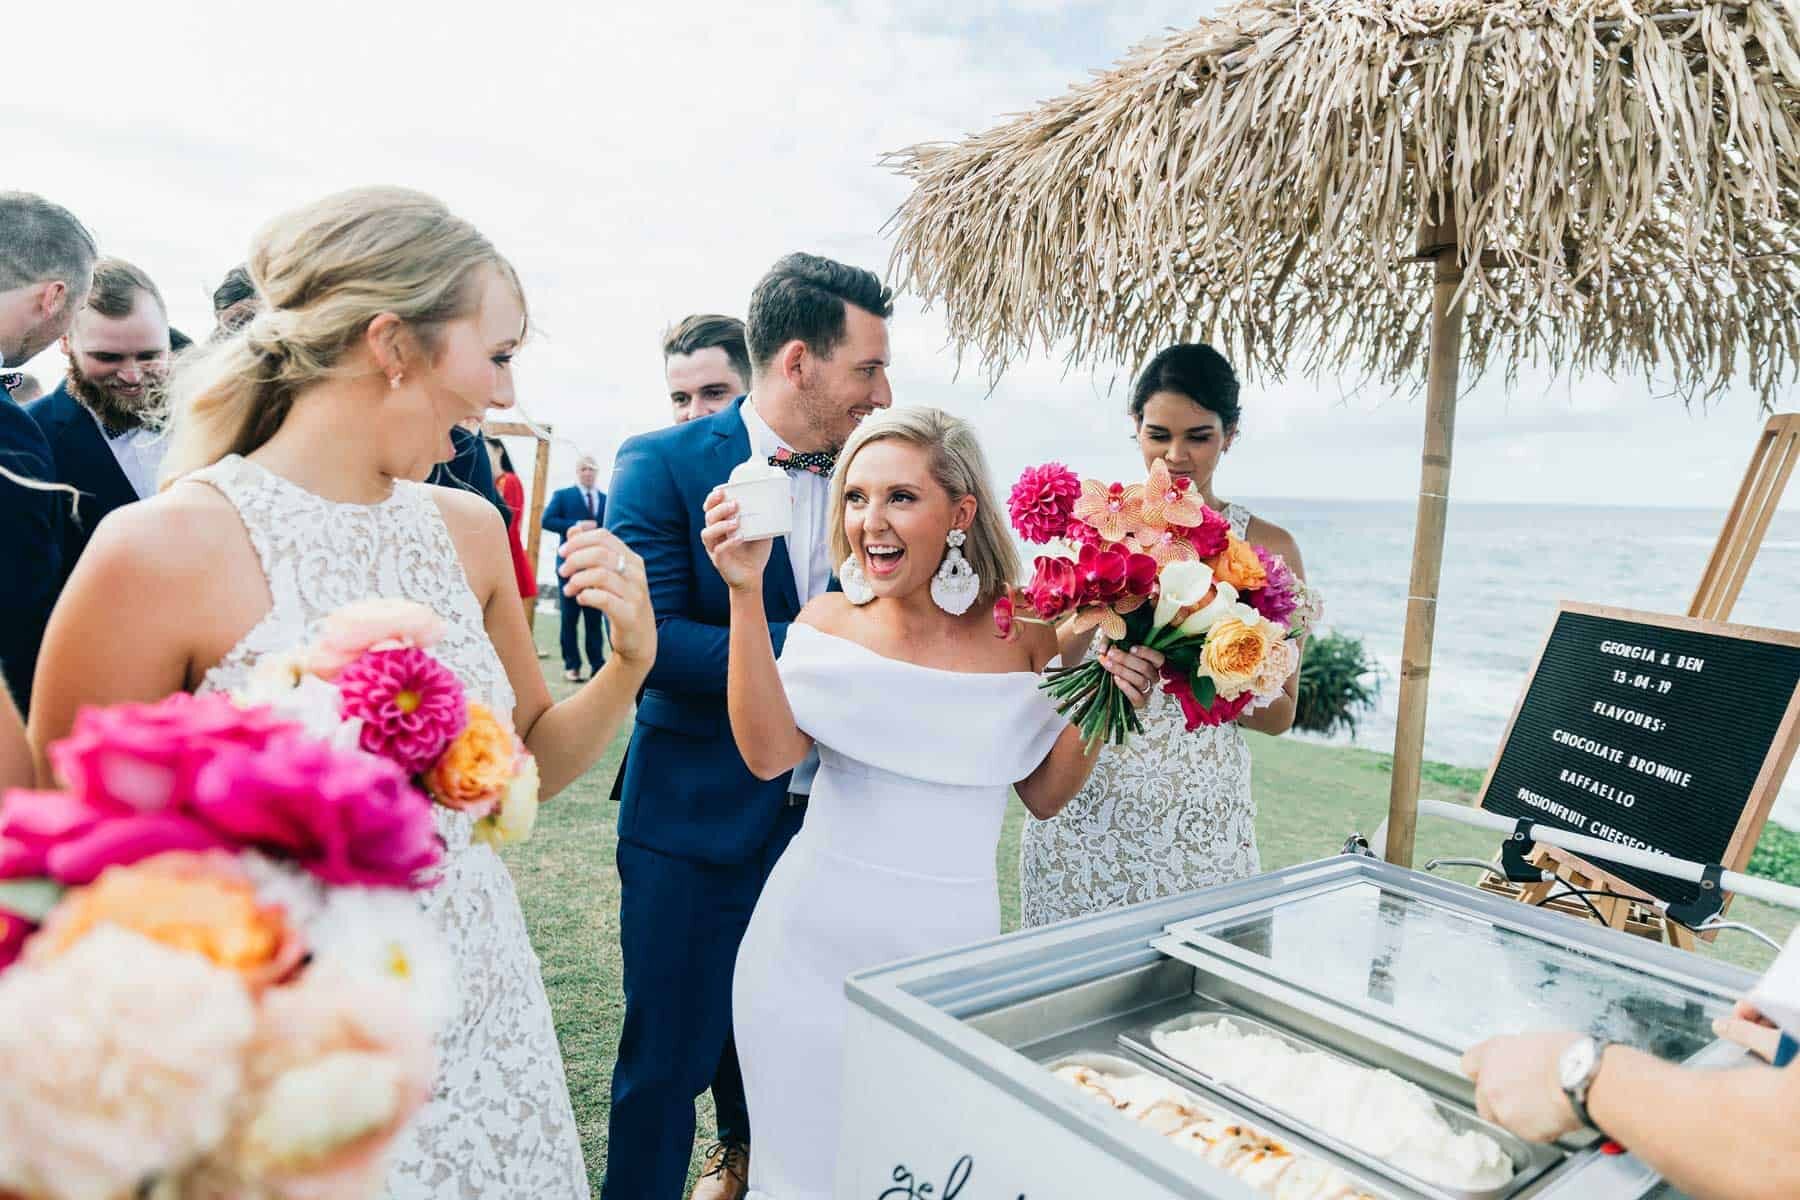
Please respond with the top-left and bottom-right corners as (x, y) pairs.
(878, 1156), (1025, 1199)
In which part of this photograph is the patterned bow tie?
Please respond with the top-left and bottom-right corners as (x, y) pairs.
(769, 447), (836, 477)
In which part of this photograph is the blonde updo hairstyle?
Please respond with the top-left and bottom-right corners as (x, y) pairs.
(160, 186), (524, 486)
(827, 407), (1018, 607)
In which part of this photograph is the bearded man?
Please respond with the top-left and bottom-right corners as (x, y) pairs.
(27, 256), (171, 587)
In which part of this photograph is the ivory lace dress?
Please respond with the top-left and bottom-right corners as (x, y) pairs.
(1020, 502), (1260, 927)
(192, 455), (588, 1198)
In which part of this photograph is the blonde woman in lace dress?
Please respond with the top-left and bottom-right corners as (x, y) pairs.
(28, 188), (655, 1197)
(1020, 344), (1308, 927)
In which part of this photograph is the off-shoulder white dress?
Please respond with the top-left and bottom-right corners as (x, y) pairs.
(733, 624), (1068, 1200)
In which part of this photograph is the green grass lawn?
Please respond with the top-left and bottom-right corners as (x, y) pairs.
(505, 629), (1795, 1192)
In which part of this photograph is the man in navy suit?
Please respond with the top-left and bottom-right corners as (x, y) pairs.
(602, 253), (893, 1200)
(0, 193), (97, 714)
(542, 455), (607, 681)
(28, 258), (171, 587)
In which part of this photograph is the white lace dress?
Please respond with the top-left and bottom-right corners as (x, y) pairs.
(192, 455), (588, 1199)
(1020, 503), (1260, 927)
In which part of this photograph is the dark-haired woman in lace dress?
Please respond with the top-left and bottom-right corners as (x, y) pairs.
(1021, 344), (1309, 926)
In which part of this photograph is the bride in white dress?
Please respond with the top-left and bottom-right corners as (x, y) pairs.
(28, 187), (656, 1197)
(700, 407), (1161, 1199)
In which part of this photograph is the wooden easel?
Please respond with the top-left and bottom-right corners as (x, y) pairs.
(1480, 414), (1800, 949)
(1691, 413), (1800, 622)
(486, 419), (554, 633)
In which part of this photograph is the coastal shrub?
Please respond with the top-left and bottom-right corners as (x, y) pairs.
(1296, 629), (1378, 738)
(1748, 821), (1800, 887)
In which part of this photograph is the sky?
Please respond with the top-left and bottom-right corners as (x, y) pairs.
(8, 0), (1796, 533)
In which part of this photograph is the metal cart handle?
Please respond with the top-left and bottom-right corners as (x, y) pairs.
(1415, 798), (1800, 914)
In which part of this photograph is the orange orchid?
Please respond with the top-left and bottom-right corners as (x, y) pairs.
(1127, 525), (1201, 568)
(1138, 460), (1210, 529)
(1064, 594), (1147, 640)
(1071, 478), (1152, 543)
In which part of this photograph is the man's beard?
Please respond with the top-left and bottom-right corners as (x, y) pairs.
(66, 363), (163, 434)
(795, 378), (851, 453)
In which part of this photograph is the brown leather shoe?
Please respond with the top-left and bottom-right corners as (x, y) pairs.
(690, 1139), (749, 1200)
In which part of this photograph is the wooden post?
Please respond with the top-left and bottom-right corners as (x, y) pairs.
(526, 434), (552, 586)
(1385, 221), (1467, 867)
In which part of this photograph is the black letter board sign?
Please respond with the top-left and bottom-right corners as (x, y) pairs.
(1478, 603), (1800, 906)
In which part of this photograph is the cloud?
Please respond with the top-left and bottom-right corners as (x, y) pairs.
(7, 0), (1792, 530)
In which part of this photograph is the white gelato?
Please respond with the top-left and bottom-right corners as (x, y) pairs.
(722, 457), (793, 542)
(1052, 1063), (1377, 1200)
(1152, 1020), (1514, 1191)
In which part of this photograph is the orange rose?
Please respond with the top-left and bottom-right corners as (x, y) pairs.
(29, 851), (304, 992)
(1207, 536), (1268, 592)
(1200, 617), (1274, 695)
(425, 703), (515, 814)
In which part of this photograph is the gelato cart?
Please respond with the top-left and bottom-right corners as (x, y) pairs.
(838, 854), (1755, 1199)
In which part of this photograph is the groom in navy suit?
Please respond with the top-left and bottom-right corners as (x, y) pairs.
(603, 253), (893, 1200)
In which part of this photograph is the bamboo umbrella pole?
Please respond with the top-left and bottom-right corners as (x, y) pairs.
(1386, 227), (1466, 867)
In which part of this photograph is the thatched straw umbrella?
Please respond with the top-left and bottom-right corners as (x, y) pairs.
(887, 0), (1800, 867)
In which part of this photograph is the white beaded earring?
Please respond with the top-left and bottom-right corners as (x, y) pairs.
(930, 529), (980, 616)
(839, 555), (875, 605)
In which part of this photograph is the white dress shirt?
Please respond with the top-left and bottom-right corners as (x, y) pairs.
(93, 411), (168, 500)
(740, 397), (833, 795)
(740, 398), (834, 609)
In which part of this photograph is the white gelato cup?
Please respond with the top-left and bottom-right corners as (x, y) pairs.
(722, 461), (793, 542)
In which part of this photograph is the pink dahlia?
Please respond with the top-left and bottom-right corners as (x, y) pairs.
(190, 733), (442, 890)
(337, 648), (468, 777)
(50, 692), (300, 815)
(1007, 463), (1082, 543)
(1245, 547), (1299, 628)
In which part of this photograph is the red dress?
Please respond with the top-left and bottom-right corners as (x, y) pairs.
(498, 472), (538, 599)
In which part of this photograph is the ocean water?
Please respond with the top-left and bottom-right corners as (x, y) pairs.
(1235, 499), (1800, 828)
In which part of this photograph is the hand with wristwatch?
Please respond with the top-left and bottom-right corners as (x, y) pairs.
(1460, 1030), (1615, 1146)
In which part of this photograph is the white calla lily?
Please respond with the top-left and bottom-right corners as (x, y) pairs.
(1153, 560), (1217, 629)
(1176, 580), (1254, 637)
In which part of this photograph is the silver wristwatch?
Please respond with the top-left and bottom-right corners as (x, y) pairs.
(1558, 1034), (1609, 1132)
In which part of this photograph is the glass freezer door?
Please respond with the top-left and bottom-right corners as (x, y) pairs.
(1163, 877), (1730, 1062)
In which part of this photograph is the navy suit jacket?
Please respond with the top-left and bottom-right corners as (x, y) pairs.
(0, 384), (62, 713)
(605, 398), (816, 865)
(26, 382), (137, 585)
(541, 485), (605, 558)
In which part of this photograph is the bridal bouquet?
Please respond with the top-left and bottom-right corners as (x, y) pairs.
(999, 460), (1319, 748)
(0, 691), (450, 1199)
(238, 599), (539, 848)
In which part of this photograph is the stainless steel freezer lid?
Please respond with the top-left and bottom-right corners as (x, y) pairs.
(1152, 871), (1733, 1065)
